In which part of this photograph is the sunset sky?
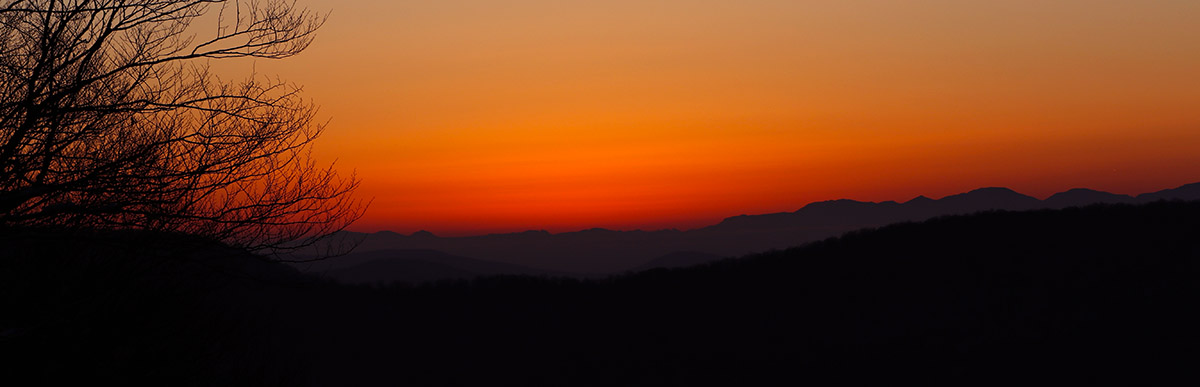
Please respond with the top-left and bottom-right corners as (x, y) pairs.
(226, 0), (1200, 235)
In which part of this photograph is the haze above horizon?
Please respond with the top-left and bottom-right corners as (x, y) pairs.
(222, 0), (1200, 235)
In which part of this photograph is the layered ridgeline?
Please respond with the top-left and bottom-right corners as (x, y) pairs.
(296, 182), (1200, 282)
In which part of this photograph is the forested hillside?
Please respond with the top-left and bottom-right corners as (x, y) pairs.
(4, 201), (1198, 385)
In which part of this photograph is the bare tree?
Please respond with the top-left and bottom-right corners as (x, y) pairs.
(0, 0), (363, 256)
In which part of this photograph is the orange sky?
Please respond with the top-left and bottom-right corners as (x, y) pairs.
(224, 0), (1200, 235)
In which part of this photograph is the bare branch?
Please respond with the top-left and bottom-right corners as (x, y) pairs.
(0, 0), (363, 257)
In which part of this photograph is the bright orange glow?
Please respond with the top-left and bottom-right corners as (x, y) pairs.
(226, 1), (1200, 235)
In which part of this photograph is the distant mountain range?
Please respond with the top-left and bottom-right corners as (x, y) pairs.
(299, 181), (1200, 284)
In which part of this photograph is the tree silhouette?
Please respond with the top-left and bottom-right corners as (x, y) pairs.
(0, 0), (362, 255)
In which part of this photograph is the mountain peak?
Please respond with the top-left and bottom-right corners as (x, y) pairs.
(905, 195), (933, 204)
(1044, 188), (1133, 208)
(935, 186), (1041, 213)
(411, 230), (437, 238)
(964, 187), (1021, 195)
(947, 187), (1038, 200)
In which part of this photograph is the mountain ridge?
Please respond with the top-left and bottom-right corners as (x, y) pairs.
(300, 181), (1200, 277)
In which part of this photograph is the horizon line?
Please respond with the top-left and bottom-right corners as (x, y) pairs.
(350, 180), (1196, 238)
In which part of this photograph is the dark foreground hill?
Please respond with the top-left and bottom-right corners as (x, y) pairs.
(0, 229), (315, 385)
(4, 201), (1200, 385)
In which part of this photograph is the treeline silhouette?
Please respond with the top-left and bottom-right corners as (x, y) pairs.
(4, 201), (1200, 385)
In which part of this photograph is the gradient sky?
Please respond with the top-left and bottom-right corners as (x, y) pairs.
(223, 0), (1200, 235)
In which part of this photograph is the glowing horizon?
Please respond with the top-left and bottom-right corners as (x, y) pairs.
(221, 0), (1200, 236)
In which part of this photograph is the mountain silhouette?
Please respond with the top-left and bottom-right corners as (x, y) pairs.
(630, 251), (729, 272)
(904, 194), (934, 204)
(1137, 182), (1200, 202)
(325, 259), (472, 284)
(1044, 188), (1135, 208)
(298, 181), (1200, 280)
(711, 187), (1041, 231)
(936, 186), (1042, 212)
(305, 249), (552, 285)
